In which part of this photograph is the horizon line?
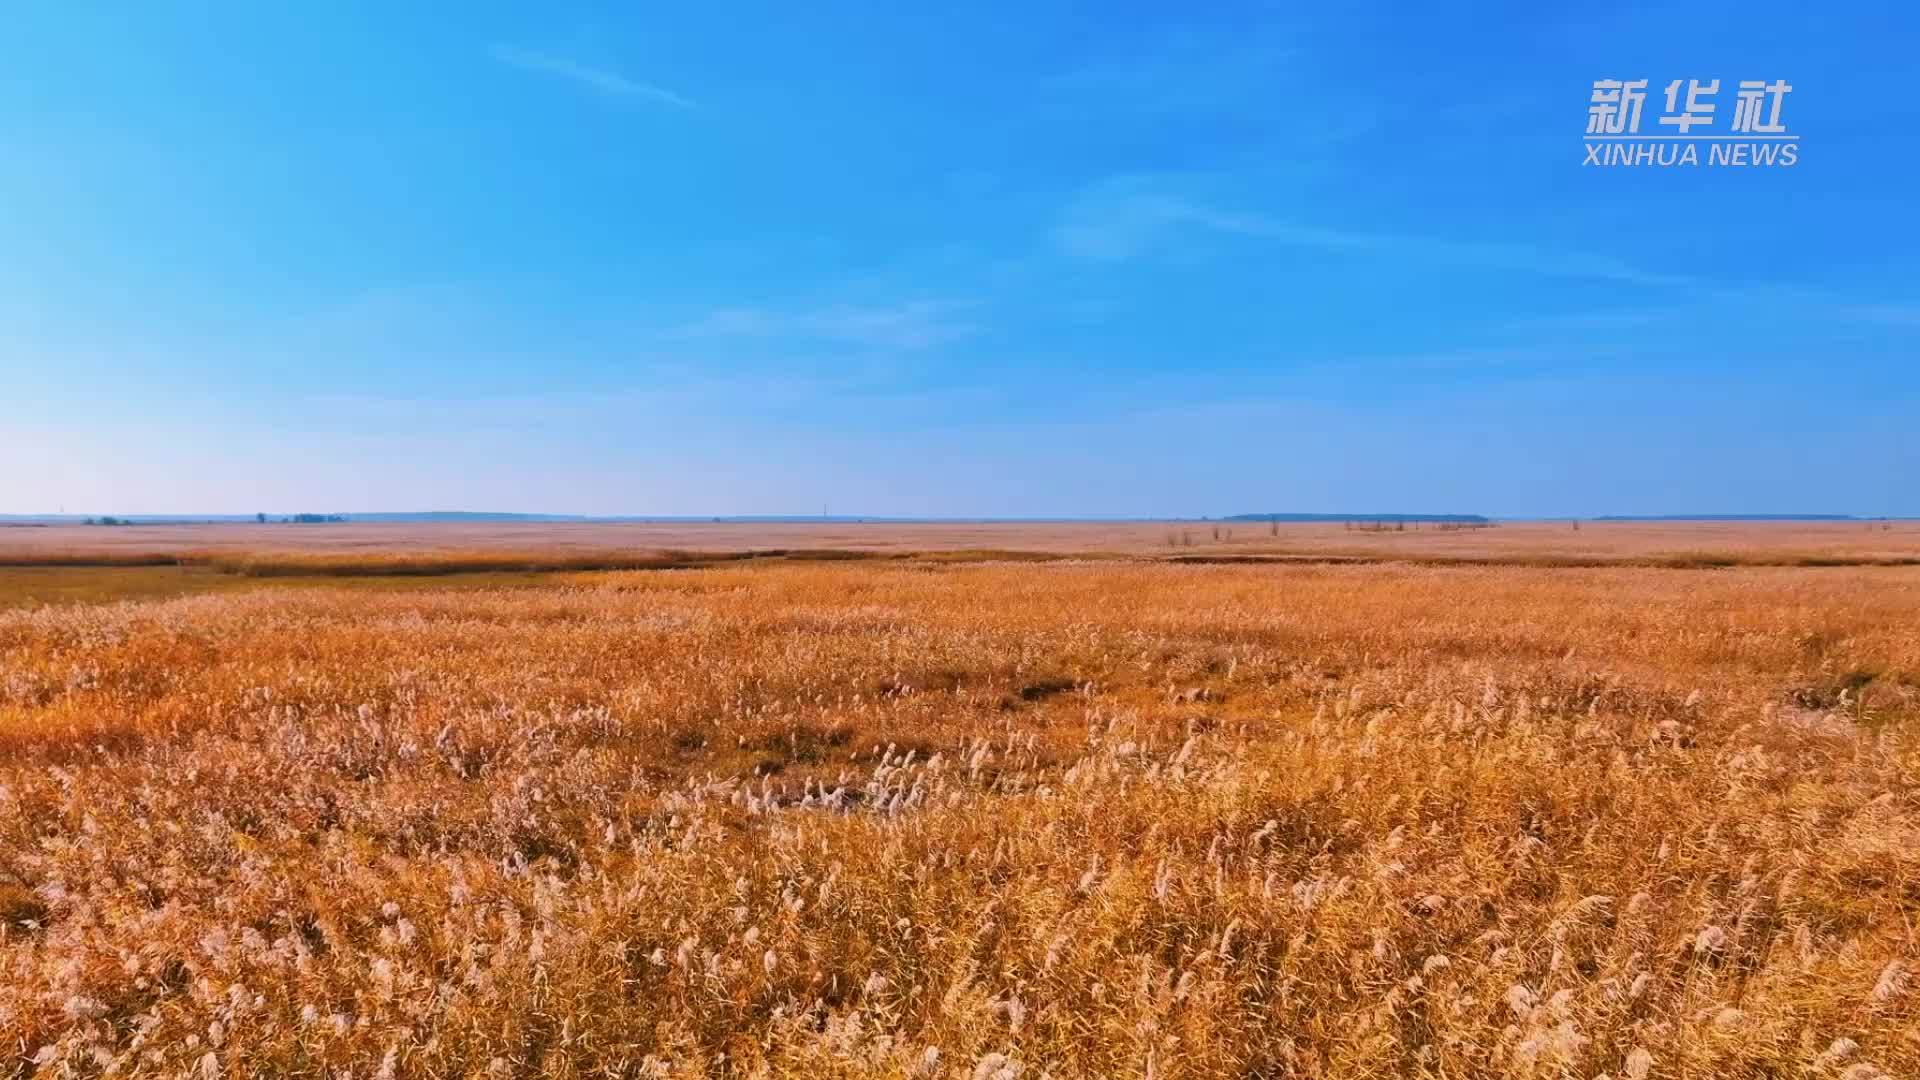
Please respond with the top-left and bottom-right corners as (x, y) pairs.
(2, 512), (1906, 524)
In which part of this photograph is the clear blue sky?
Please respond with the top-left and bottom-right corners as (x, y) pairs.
(3, 2), (1915, 517)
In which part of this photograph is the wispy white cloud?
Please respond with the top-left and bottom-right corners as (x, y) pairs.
(1054, 176), (1696, 288)
(673, 300), (980, 351)
(1048, 36), (1305, 116)
(490, 45), (694, 109)
(1043, 23), (1376, 164)
(1495, 291), (1920, 336)
(1845, 303), (1920, 327)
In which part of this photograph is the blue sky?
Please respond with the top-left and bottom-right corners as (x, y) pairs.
(3, 2), (1915, 517)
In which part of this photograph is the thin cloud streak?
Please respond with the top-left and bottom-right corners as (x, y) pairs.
(490, 45), (695, 109)
(1054, 178), (1696, 288)
(671, 300), (981, 351)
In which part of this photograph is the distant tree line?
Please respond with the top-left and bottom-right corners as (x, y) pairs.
(83, 513), (347, 525)
(259, 513), (347, 524)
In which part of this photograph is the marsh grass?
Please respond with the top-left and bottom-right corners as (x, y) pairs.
(0, 562), (1916, 1076)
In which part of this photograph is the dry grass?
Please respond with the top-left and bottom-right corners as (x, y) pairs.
(1, 559), (1917, 1077)
(3, 519), (1918, 568)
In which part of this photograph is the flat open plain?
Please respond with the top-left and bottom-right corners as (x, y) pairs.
(3, 519), (1918, 565)
(1, 523), (1916, 1076)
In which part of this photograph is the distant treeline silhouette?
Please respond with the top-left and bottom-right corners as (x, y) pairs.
(1225, 513), (1491, 524)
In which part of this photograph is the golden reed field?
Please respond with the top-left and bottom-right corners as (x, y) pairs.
(2, 523), (1918, 1078)
(4, 519), (1920, 566)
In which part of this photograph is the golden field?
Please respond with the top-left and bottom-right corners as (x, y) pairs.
(2, 537), (1918, 1076)
(4, 519), (1919, 567)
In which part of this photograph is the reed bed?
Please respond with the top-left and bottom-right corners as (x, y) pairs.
(0, 562), (1915, 1077)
